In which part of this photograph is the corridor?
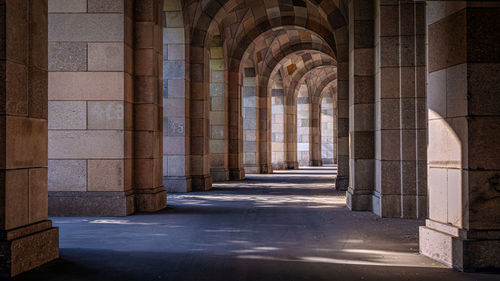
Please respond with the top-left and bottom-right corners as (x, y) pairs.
(15, 168), (498, 281)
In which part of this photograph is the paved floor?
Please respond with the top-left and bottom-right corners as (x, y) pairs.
(14, 167), (500, 281)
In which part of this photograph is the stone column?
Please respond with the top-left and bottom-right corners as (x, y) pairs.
(133, 0), (166, 211)
(335, 26), (350, 190)
(332, 90), (338, 164)
(0, 0), (59, 277)
(284, 92), (298, 169)
(346, 0), (375, 210)
(257, 83), (272, 174)
(208, 31), (228, 182)
(373, 0), (426, 218)
(309, 97), (322, 166)
(189, 46), (212, 190)
(242, 67), (259, 173)
(398, 1), (426, 219)
(419, 2), (500, 271)
(48, 0), (135, 216)
(271, 83), (285, 170)
(228, 70), (245, 179)
(163, 0), (191, 192)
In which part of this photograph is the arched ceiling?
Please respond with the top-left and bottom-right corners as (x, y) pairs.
(185, 0), (348, 49)
(183, 0), (345, 99)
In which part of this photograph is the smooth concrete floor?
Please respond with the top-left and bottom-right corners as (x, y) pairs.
(14, 167), (500, 281)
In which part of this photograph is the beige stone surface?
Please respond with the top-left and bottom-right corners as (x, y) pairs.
(88, 160), (129, 191)
(49, 72), (125, 101)
(87, 101), (125, 130)
(88, 43), (125, 71)
(48, 101), (86, 130)
(48, 160), (87, 191)
(48, 131), (124, 159)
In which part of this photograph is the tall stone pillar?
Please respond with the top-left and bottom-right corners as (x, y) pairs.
(0, 0), (59, 277)
(284, 93), (298, 169)
(162, 0), (191, 192)
(309, 97), (322, 166)
(228, 71), (245, 179)
(47, 0), (135, 215)
(189, 39), (212, 190)
(242, 67), (260, 173)
(419, 2), (500, 271)
(373, 0), (426, 218)
(346, 0), (375, 210)
(257, 84), (272, 174)
(335, 26), (350, 190)
(133, 0), (166, 211)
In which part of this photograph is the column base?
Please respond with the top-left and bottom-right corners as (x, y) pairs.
(210, 168), (229, 182)
(346, 189), (372, 211)
(335, 176), (349, 191)
(272, 162), (286, 170)
(191, 175), (212, 191)
(0, 221), (59, 277)
(229, 168), (245, 180)
(49, 191), (135, 216)
(258, 164), (272, 174)
(134, 187), (167, 212)
(322, 158), (335, 165)
(243, 165), (260, 174)
(285, 161), (299, 170)
(310, 160), (323, 166)
(420, 220), (500, 272)
(164, 176), (192, 192)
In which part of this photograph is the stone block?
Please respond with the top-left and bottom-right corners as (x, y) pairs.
(3, 117), (47, 169)
(88, 43), (124, 71)
(164, 176), (190, 193)
(49, 72), (125, 101)
(48, 14), (124, 42)
(165, 11), (183, 28)
(48, 0), (86, 13)
(210, 139), (225, 154)
(165, 117), (185, 136)
(47, 160), (86, 195)
(49, 191), (134, 216)
(166, 79), (186, 98)
(88, 0), (124, 13)
(164, 97), (185, 117)
(48, 42), (87, 71)
(28, 168), (48, 224)
(164, 136), (186, 155)
(428, 167), (448, 223)
(28, 67), (48, 119)
(167, 44), (185, 60)
(3, 62), (28, 116)
(48, 101), (86, 130)
(163, 28), (184, 44)
(0, 225), (59, 277)
(210, 125), (225, 140)
(446, 63), (467, 118)
(2, 169), (29, 229)
(88, 160), (129, 192)
(164, 0), (181, 11)
(48, 131), (124, 159)
(87, 101), (127, 130)
(164, 60), (185, 79)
